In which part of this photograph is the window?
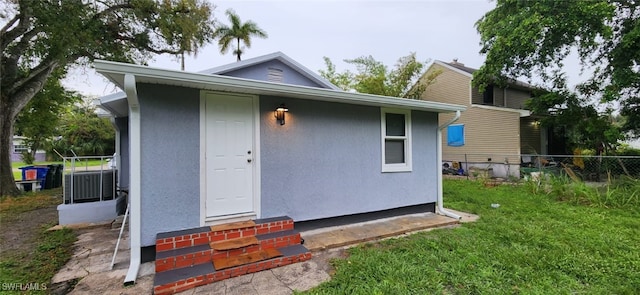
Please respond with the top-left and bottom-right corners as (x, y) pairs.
(447, 124), (465, 147)
(483, 85), (494, 105)
(14, 144), (28, 153)
(381, 108), (412, 172)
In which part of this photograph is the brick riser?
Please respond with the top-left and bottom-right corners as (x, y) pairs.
(153, 216), (311, 295)
(154, 246), (311, 295)
(156, 219), (294, 252)
(155, 230), (302, 273)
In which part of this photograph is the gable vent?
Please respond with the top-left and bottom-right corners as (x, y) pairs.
(267, 67), (284, 83)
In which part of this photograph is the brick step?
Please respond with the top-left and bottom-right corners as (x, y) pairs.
(210, 236), (258, 251)
(156, 216), (294, 252)
(156, 229), (302, 273)
(213, 248), (282, 270)
(153, 244), (311, 295)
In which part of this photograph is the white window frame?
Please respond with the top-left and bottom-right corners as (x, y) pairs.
(381, 108), (412, 172)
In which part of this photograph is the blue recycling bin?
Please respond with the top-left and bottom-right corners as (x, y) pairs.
(19, 166), (49, 190)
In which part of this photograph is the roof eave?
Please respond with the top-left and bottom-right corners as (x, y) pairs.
(94, 60), (466, 114)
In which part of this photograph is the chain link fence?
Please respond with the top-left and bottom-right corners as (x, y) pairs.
(442, 153), (640, 182)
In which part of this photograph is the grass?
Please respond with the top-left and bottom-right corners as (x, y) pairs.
(0, 228), (76, 294)
(12, 159), (109, 180)
(0, 188), (62, 220)
(0, 189), (76, 294)
(304, 179), (640, 294)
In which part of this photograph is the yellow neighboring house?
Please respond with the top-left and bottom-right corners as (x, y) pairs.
(420, 60), (566, 177)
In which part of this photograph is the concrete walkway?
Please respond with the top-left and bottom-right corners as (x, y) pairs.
(52, 209), (478, 294)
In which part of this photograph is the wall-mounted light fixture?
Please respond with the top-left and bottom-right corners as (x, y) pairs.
(274, 104), (288, 125)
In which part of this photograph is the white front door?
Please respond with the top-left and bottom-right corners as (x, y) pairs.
(204, 93), (255, 218)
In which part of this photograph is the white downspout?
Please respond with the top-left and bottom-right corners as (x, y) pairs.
(436, 110), (462, 220)
(124, 74), (141, 285)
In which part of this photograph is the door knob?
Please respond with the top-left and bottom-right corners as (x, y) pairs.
(247, 159), (252, 163)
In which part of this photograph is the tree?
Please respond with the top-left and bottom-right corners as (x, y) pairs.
(474, 1), (640, 133)
(51, 102), (116, 157)
(319, 53), (438, 98)
(528, 89), (624, 154)
(0, 0), (215, 196)
(157, 0), (216, 70)
(214, 9), (267, 61)
(15, 69), (81, 161)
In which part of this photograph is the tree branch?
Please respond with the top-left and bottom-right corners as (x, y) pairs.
(6, 26), (40, 57)
(5, 58), (59, 97)
(0, 11), (31, 52)
(92, 3), (134, 21)
(115, 34), (182, 55)
(0, 14), (20, 35)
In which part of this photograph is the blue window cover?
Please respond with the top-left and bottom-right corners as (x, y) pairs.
(447, 124), (465, 147)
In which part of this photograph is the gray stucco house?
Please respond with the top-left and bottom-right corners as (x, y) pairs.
(95, 52), (465, 282)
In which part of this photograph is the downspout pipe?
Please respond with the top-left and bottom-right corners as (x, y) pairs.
(123, 74), (141, 285)
(436, 110), (462, 220)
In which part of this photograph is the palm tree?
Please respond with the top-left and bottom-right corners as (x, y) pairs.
(215, 9), (268, 61)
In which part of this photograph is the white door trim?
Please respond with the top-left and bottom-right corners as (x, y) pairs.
(199, 91), (261, 226)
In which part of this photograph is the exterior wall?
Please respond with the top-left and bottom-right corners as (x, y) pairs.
(520, 117), (542, 154)
(138, 84), (201, 246)
(220, 60), (325, 88)
(11, 151), (46, 162)
(471, 88), (483, 105)
(11, 137), (46, 162)
(421, 63), (470, 106)
(440, 107), (521, 164)
(493, 87), (505, 107)
(134, 85), (439, 246)
(505, 88), (532, 109)
(260, 96), (439, 222)
(115, 117), (130, 189)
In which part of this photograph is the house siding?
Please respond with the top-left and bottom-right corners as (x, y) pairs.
(219, 60), (325, 88)
(494, 87), (505, 107)
(471, 88), (483, 105)
(440, 107), (521, 164)
(420, 63), (470, 106)
(260, 96), (439, 222)
(505, 88), (531, 109)
(138, 84), (201, 247)
(520, 117), (542, 154)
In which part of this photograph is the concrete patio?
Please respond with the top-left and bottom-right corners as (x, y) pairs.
(51, 209), (478, 294)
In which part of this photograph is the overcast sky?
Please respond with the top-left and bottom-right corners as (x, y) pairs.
(65, 0), (500, 97)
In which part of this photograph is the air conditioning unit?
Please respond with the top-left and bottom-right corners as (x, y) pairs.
(64, 170), (117, 203)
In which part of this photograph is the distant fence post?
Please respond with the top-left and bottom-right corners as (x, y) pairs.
(464, 154), (468, 180)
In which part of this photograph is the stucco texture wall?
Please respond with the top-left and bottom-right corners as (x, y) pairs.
(221, 60), (324, 88)
(138, 84), (200, 246)
(115, 117), (129, 189)
(259, 96), (439, 222)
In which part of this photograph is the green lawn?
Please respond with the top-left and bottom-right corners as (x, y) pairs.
(12, 159), (110, 180)
(304, 180), (640, 294)
(0, 189), (76, 294)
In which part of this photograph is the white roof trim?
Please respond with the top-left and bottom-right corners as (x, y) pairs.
(199, 51), (341, 90)
(93, 60), (466, 116)
(472, 104), (531, 117)
(432, 60), (473, 78)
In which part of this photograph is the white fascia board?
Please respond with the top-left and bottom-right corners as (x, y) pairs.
(94, 60), (466, 113)
(433, 60), (473, 78)
(471, 104), (531, 117)
(198, 52), (283, 74)
(199, 52), (340, 90)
